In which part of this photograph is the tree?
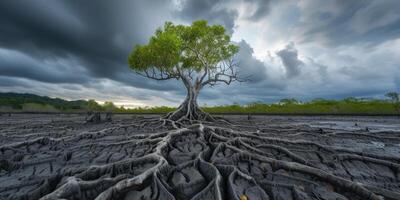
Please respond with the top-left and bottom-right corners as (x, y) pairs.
(385, 92), (400, 114)
(128, 20), (240, 121)
(86, 99), (101, 111)
(103, 101), (117, 112)
(279, 98), (299, 105)
(385, 92), (399, 102)
(344, 97), (358, 102)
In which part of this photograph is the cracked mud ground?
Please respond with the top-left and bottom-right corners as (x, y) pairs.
(1, 114), (400, 200)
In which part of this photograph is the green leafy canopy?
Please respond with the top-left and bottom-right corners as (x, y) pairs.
(128, 20), (239, 74)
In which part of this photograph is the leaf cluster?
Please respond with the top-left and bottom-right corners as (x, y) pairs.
(128, 20), (239, 74)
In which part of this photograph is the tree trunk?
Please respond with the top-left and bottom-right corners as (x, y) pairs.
(165, 84), (213, 122)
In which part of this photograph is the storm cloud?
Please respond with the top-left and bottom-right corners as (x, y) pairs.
(244, 0), (273, 21)
(296, 0), (400, 46)
(276, 42), (303, 78)
(0, 0), (399, 106)
(0, 0), (175, 88)
(236, 40), (268, 83)
(175, 0), (238, 34)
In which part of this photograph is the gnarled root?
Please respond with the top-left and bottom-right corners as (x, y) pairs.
(1, 116), (400, 200)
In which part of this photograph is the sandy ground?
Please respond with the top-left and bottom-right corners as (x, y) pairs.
(0, 114), (399, 200)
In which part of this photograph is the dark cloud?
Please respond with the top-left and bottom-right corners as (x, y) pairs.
(236, 40), (267, 83)
(0, 48), (89, 84)
(0, 0), (398, 105)
(0, 76), (30, 88)
(175, 0), (238, 34)
(0, 0), (176, 90)
(306, 58), (327, 79)
(297, 0), (400, 46)
(244, 0), (272, 21)
(276, 42), (303, 78)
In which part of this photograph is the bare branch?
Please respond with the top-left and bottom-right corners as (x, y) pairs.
(200, 58), (245, 88)
(135, 67), (180, 81)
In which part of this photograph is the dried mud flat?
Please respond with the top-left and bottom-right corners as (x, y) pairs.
(1, 114), (400, 200)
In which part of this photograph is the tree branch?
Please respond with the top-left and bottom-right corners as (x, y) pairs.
(135, 67), (180, 81)
(200, 58), (244, 88)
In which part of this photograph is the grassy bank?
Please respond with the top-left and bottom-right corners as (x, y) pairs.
(127, 99), (399, 115)
(1, 93), (399, 115)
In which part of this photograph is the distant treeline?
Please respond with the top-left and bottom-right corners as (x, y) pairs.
(0, 93), (109, 112)
(0, 92), (399, 115)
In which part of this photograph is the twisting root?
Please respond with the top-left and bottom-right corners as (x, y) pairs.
(1, 114), (400, 200)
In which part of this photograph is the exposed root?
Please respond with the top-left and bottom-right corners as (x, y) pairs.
(1, 115), (400, 200)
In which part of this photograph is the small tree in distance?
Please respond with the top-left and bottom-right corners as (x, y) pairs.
(385, 92), (399, 102)
(279, 98), (299, 105)
(385, 92), (400, 114)
(86, 99), (101, 111)
(103, 101), (117, 112)
(129, 20), (241, 121)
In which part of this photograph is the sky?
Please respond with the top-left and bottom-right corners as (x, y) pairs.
(0, 0), (399, 107)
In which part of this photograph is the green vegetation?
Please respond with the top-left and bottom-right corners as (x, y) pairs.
(0, 93), (109, 112)
(202, 98), (397, 115)
(1, 92), (399, 115)
(128, 20), (240, 121)
(123, 96), (400, 115)
(129, 20), (238, 74)
(385, 92), (400, 113)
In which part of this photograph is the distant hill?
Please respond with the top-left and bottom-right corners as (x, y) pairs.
(0, 92), (398, 115)
(0, 92), (89, 111)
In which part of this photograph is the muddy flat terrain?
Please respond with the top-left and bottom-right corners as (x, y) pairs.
(1, 114), (400, 200)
